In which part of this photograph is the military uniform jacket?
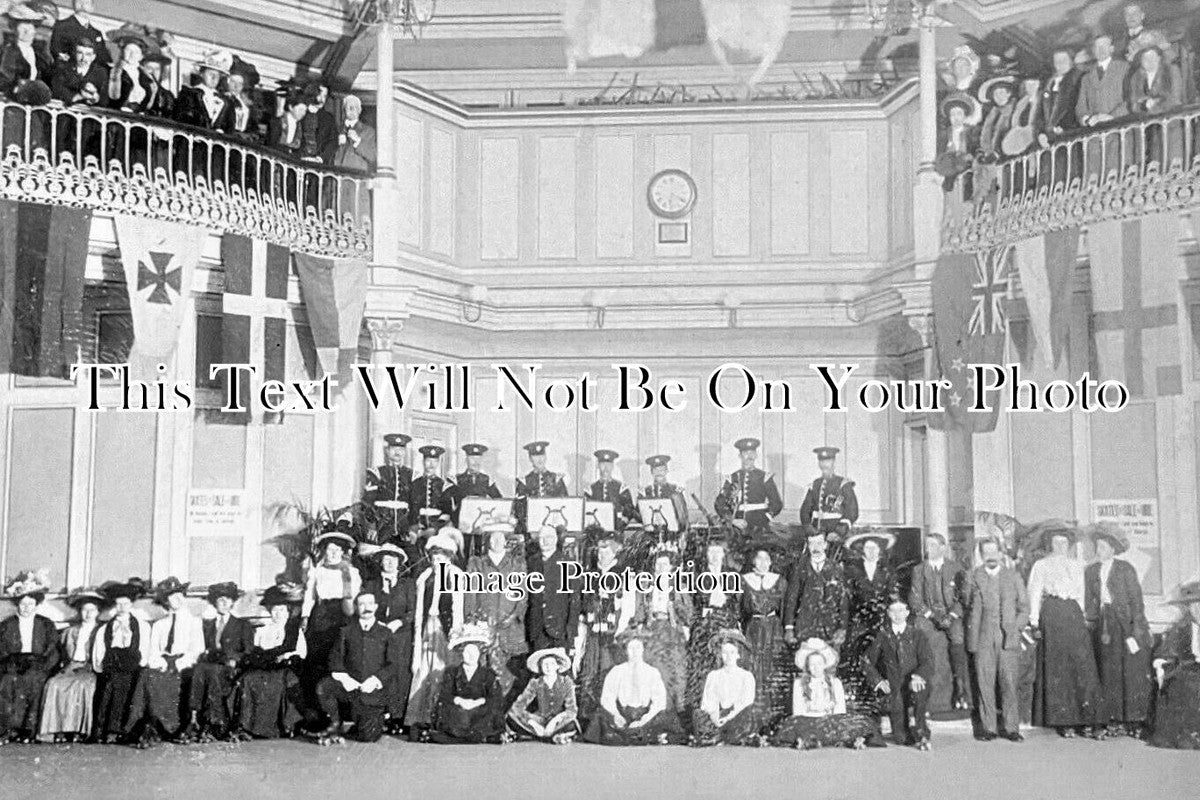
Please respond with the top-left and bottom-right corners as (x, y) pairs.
(365, 464), (413, 533)
(455, 470), (502, 499)
(409, 474), (457, 523)
(518, 469), (568, 498)
(639, 482), (688, 529)
(587, 479), (636, 521)
(799, 474), (859, 531)
(714, 468), (783, 527)
(783, 558), (849, 641)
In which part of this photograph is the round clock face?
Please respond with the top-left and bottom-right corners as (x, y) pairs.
(647, 169), (697, 219)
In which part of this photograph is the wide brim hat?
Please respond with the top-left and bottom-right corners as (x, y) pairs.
(358, 541), (409, 566)
(107, 23), (153, 52)
(449, 621), (494, 650)
(1030, 519), (1076, 551)
(313, 530), (356, 553)
(794, 637), (839, 671)
(940, 92), (977, 119)
(977, 74), (1016, 104)
(844, 530), (896, 551)
(261, 582), (304, 608)
(66, 587), (110, 611)
(12, 80), (51, 106)
(1167, 581), (1200, 605)
(526, 646), (571, 674)
(2, 569), (52, 602)
(1086, 522), (1129, 556)
(5, 2), (48, 25)
(100, 578), (147, 602)
(424, 527), (464, 556)
(153, 576), (190, 603)
(708, 628), (750, 656)
(206, 581), (242, 603)
(196, 47), (233, 76)
(228, 55), (260, 87)
(142, 47), (174, 66)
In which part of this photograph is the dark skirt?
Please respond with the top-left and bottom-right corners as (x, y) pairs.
(685, 606), (740, 715)
(642, 616), (688, 713)
(690, 704), (763, 747)
(1033, 597), (1100, 728)
(0, 661), (51, 736)
(94, 662), (141, 736)
(238, 666), (304, 739)
(1092, 605), (1153, 725)
(841, 625), (884, 714)
(429, 698), (506, 744)
(305, 600), (348, 675)
(770, 713), (877, 748)
(577, 631), (619, 722)
(745, 615), (791, 724)
(190, 661), (237, 729)
(1149, 663), (1200, 750)
(583, 703), (686, 746)
(133, 668), (185, 735)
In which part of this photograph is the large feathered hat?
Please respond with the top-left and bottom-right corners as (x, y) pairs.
(2, 569), (52, 603)
(449, 620), (493, 650)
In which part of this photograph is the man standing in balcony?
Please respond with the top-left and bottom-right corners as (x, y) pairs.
(50, 0), (110, 69)
(1038, 48), (1082, 145)
(299, 82), (337, 165)
(1076, 34), (1130, 128)
(267, 91), (307, 155)
(334, 93), (376, 173)
(50, 38), (106, 106)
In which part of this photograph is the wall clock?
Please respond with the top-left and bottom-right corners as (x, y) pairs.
(647, 168), (697, 219)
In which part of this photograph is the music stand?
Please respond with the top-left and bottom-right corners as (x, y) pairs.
(638, 498), (680, 533)
(584, 501), (615, 531)
(459, 498), (514, 535)
(526, 497), (585, 533)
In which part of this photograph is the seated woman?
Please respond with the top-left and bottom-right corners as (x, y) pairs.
(584, 630), (684, 746)
(771, 638), (878, 750)
(1150, 581), (1200, 749)
(428, 622), (506, 744)
(507, 647), (579, 744)
(234, 583), (307, 740)
(0, 570), (60, 744)
(690, 629), (763, 747)
(39, 588), (108, 743)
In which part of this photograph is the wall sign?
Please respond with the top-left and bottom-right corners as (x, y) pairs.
(187, 489), (249, 537)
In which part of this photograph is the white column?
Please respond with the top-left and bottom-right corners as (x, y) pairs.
(372, 19), (400, 266)
(926, 426), (950, 538)
(912, 8), (945, 282)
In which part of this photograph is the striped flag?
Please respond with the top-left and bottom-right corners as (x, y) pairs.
(293, 252), (368, 393)
(0, 200), (92, 378)
(1012, 227), (1080, 369)
(700, 0), (790, 58)
(1087, 212), (1182, 398)
(113, 215), (208, 380)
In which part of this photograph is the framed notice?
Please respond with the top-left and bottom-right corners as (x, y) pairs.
(584, 500), (615, 531)
(1092, 498), (1161, 594)
(459, 497), (514, 534)
(526, 497), (585, 533)
(186, 489), (248, 537)
(638, 498), (680, 533)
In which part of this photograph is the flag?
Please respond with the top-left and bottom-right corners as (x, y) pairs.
(562, 0), (656, 66)
(700, 0), (790, 58)
(293, 252), (368, 392)
(0, 200), (91, 378)
(219, 234), (297, 415)
(930, 245), (1013, 433)
(1012, 226), (1080, 369)
(1087, 211), (1182, 398)
(114, 215), (208, 380)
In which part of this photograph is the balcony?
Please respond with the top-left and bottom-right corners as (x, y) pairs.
(0, 100), (372, 258)
(943, 104), (1200, 251)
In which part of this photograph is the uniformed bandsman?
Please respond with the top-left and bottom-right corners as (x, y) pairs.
(799, 447), (858, 538)
(586, 449), (636, 527)
(409, 445), (457, 535)
(640, 455), (689, 531)
(714, 437), (783, 531)
(516, 441), (569, 498)
(364, 433), (413, 547)
(455, 443), (503, 500)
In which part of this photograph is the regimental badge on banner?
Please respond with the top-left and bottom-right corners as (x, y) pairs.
(114, 215), (208, 380)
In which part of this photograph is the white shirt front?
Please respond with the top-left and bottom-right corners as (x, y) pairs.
(18, 615), (35, 652)
(700, 667), (755, 718)
(1099, 559), (1114, 605)
(602, 660), (666, 711)
(1028, 554), (1086, 626)
(253, 620), (307, 659)
(148, 610), (204, 671)
(16, 42), (38, 81)
(72, 621), (97, 662)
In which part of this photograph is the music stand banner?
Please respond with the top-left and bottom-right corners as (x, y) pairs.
(459, 497), (514, 534)
(584, 500), (615, 531)
(526, 497), (585, 532)
(638, 498), (680, 532)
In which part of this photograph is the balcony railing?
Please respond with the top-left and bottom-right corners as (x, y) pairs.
(944, 104), (1200, 252)
(0, 101), (372, 258)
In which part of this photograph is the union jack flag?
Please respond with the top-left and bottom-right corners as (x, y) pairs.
(968, 245), (1012, 336)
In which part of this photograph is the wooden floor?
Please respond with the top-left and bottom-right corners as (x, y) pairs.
(3, 723), (1198, 800)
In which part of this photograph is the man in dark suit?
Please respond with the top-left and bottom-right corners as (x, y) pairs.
(298, 82), (337, 165)
(49, 0), (110, 68)
(783, 525), (849, 647)
(362, 543), (416, 733)
(863, 598), (934, 750)
(525, 525), (581, 653)
(1039, 48), (1082, 142)
(0, 580), (60, 743)
(909, 532), (970, 712)
(187, 582), (255, 741)
(965, 539), (1030, 742)
(1076, 34), (1131, 127)
(316, 592), (402, 744)
(50, 39), (106, 105)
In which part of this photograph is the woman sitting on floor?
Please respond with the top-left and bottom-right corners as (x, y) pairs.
(690, 629), (764, 747)
(584, 629), (685, 746)
(428, 622), (506, 744)
(1149, 580), (1200, 749)
(771, 638), (878, 750)
(507, 646), (579, 744)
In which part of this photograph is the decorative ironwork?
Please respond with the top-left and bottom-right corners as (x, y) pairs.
(0, 101), (371, 258)
(944, 105), (1200, 252)
(349, 0), (437, 38)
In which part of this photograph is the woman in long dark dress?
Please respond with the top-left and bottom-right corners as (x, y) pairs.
(740, 546), (789, 727)
(685, 538), (741, 718)
(842, 532), (897, 712)
(1028, 525), (1099, 737)
(428, 622), (506, 744)
(300, 530), (361, 713)
(630, 547), (691, 714)
(235, 583), (307, 740)
(577, 531), (635, 724)
(1149, 581), (1200, 749)
(771, 638), (877, 749)
(1084, 524), (1152, 738)
(91, 580), (151, 743)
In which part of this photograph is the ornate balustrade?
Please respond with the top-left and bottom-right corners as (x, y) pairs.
(0, 100), (372, 258)
(943, 104), (1200, 252)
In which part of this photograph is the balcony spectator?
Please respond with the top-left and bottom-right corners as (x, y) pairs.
(334, 94), (375, 172)
(105, 25), (156, 112)
(174, 49), (231, 131)
(1076, 34), (1130, 128)
(141, 47), (175, 119)
(1, 3), (54, 105)
(298, 82), (337, 165)
(50, 38), (104, 105)
(221, 61), (261, 142)
(267, 91), (307, 155)
(1115, 3), (1150, 62)
(1129, 45), (1183, 116)
(976, 76), (1016, 164)
(49, 0), (109, 68)
(1038, 48), (1082, 145)
(935, 94), (977, 196)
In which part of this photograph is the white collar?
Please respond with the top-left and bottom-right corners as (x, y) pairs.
(359, 620), (374, 632)
(892, 624), (907, 636)
(985, 564), (1001, 576)
(927, 557), (945, 570)
(1098, 57), (1113, 70)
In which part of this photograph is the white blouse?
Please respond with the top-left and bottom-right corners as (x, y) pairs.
(71, 621), (98, 662)
(1028, 554), (1086, 626)
(700, 666), (755, 718)
(253, 621), (307, 659)
(792, 675), (848, 717)
(601, 660), (666, 714)
(302, 563), (362, 618)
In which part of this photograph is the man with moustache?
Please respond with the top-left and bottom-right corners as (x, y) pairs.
(525, 525), (582, 654)
(783, 525), (849, 649)
(965, 539), (1030, 742)
(362, 543), (415, 734)
(315, 592), (401, 744)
